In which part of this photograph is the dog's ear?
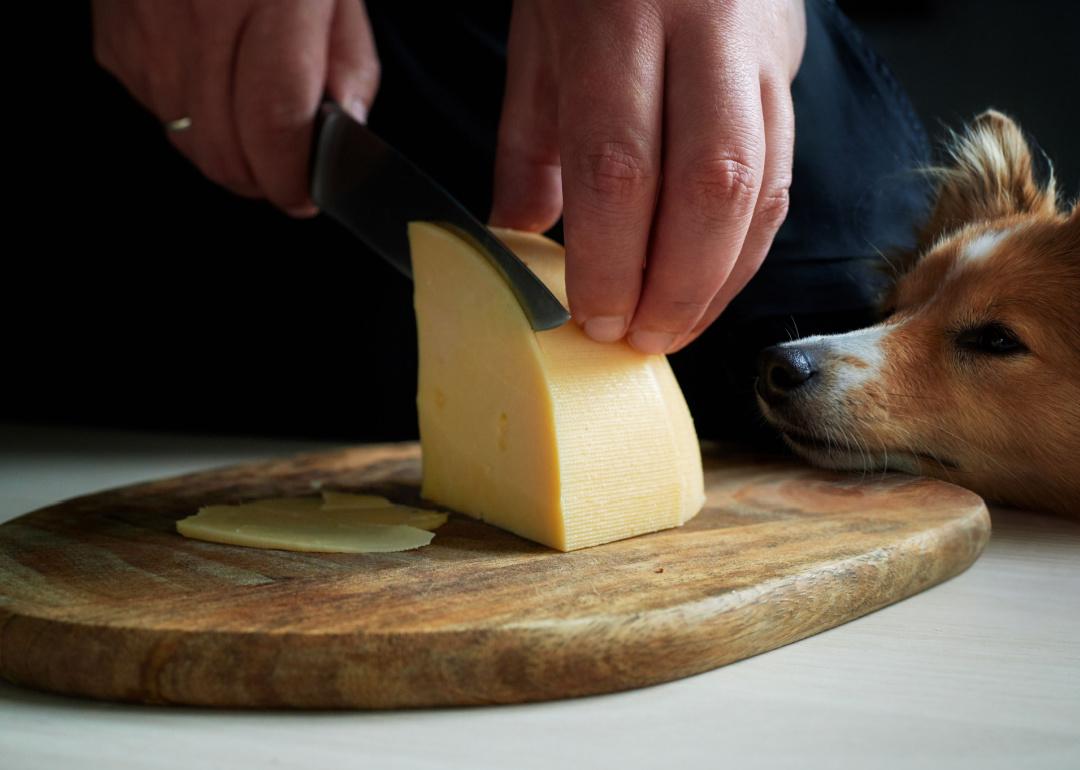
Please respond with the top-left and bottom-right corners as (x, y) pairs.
(919, 110), (1058, 249)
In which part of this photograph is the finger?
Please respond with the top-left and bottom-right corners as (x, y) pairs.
(627, 26), (764, 354)
(92, 2), (195, 161)
(325, 0), (380, 123)
(671, 77), (794, 352)
(188, 5), (259, 198)
(489, 0), (562, 233)
(558, 8), (665, 342)
(233, 1), (337, 216)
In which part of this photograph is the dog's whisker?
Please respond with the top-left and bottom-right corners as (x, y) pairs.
(886, 414), (1027, 486)
(873, 432), (891, 479)
(825, 423), (842, 460)
(859, 432), (876, 478)
(869, 242), (901, 279)
(845, 425), (870, 478)
(930, 433), (1022, 484)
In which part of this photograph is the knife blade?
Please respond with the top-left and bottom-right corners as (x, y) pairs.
(309, 101), (571, 331)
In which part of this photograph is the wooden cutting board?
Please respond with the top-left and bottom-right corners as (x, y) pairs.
(0, 443), (989, 709)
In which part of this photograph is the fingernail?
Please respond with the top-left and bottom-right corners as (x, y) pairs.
(629, 329), (676, 354)
(346, 98), (368, 124)
(583, 315), (627, 343)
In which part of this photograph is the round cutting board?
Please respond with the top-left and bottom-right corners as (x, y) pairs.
(0, 443), (989, 708)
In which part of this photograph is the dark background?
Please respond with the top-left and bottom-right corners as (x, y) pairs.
(5, 1), (1078, 442)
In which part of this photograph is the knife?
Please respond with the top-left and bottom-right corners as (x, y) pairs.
(310, 101), (571, 331)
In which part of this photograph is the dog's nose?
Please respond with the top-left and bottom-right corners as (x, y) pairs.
(756, 345), (818, 404)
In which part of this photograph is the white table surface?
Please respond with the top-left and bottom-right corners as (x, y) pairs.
(1, 423), (1078, 770)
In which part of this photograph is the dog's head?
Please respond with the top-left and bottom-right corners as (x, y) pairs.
(757, 111), (1080, 514)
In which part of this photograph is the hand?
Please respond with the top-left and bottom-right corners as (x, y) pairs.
(92, 0), (380, 216)
(490, 0), (806, 353)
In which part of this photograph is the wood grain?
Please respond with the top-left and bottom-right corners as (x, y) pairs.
(0, 443), (989, 708)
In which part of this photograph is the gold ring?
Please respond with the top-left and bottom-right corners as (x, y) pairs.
(164, 116), (193, 133)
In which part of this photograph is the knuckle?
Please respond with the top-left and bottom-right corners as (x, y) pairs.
(335, 55), (381, 100)
(574, 137), (655, 203)
(665, 296), (714, 317)
(247, 52), (323, 133)
(683, 154), (761, 227)
(647, 290), (717, 324)
(359, 57), (381, 94)
(259, 89), (315, 135)
(756, 185), (791, 228)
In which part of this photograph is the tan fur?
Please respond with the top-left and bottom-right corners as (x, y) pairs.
(918, 110), (1060, 251)
(760, 111), (1080, 516)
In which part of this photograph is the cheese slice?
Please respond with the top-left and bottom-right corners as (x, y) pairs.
(320, 491), (392, 509)
(411, 223), (705, 552)
(176, 496), (447, 553)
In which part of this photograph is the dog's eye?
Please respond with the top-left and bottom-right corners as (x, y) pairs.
(955, 323), (1028, 356)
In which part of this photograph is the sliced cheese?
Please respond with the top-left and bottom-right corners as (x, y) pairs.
(176, 496), (447, 553)
(411, 223), (705, 552)
(320, 493), (448, 529)
(320, 491), (392, 509)
(238, 497), (323, 514)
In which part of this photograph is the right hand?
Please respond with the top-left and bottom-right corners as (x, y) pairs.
(91, 0), (380, 216)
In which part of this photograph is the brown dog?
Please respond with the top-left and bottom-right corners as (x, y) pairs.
(757, 111), (1080, 515)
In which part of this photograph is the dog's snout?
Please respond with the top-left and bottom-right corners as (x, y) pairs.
(757, 345), (818, 404)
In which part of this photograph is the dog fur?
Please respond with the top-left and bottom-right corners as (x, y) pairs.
(757, 111), (1080, 515)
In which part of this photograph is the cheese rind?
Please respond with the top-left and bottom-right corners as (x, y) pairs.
(411, 223), (705, 551)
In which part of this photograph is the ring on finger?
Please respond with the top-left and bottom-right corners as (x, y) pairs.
(164, 116), (193, 133)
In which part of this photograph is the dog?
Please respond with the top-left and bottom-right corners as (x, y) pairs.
(756, 110), (1080, 515)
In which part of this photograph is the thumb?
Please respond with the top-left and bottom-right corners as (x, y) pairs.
(489, 1), (562, 232)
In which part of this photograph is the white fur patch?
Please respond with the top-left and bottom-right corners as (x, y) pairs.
(959, 228), (1011, 265)
(828, 324), (888, 391)
(783, 324), (890, 393)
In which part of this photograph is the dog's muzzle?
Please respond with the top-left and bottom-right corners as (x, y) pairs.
(756, 345), (820, 406)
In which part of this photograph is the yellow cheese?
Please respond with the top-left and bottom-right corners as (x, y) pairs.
(411, 223), (705, 552)
(238, 497), (322, 514)
(320, 491), (392, 509)
(176, 496), (447, 553)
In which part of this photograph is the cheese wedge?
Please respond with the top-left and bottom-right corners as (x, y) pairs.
(411, 223), (705, 552)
